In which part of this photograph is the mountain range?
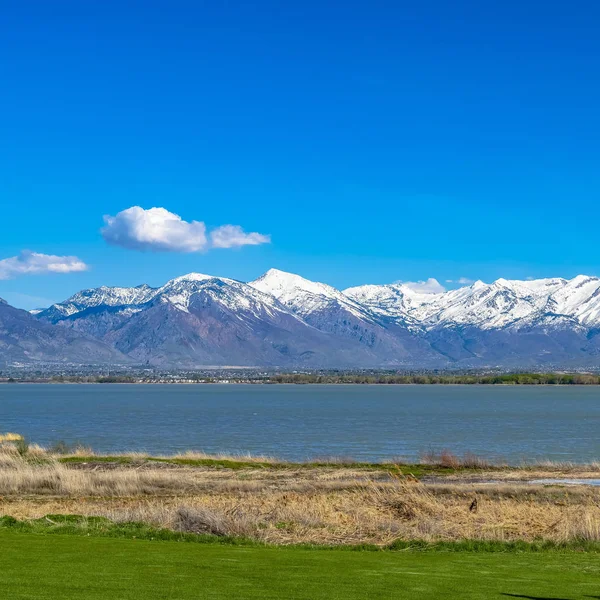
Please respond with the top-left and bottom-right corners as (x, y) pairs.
(2, 269), (600, 368)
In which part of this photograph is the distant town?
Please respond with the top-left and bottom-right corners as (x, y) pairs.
(1, 364), (600, 385)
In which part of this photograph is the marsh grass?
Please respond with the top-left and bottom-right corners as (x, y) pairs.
(420, 449), (498, 470)
(2, 443), (600, 546)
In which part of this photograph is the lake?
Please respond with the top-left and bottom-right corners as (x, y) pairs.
(0, 384), (598, 463)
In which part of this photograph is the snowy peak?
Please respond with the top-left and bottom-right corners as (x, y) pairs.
(168, 272), (220, 284)
(156, 273), (237, 312)
(39, 270), (291, 323)
(344, 274), (600, 331)
(37, 270), (600, 336)
(549, 275), (600, 326)
(344, 284), (412, 318)
(67, 284), (157, 307)
(251, 268), (340, 299)
(158, 272), (289, 318)
(250, 268), (373, 321)
(344, 281), (446, 326)
(36, 283), (160, 322)
(39, 274), (240, 320)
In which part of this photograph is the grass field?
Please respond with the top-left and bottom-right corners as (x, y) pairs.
(1, 530), (599, 600)
(2, 443), (600, 598)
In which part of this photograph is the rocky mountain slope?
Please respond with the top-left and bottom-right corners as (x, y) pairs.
(0, 298), (129, 365)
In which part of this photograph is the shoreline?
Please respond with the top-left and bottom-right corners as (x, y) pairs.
(4, 380), (600, 386)
(3, 370), (600, 385)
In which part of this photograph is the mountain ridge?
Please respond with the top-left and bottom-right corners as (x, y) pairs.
(0, 299), (130, 365)
(9, 269), (600, 368)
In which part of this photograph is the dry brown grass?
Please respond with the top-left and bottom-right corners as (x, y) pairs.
(54, 447), (280, 463)
(1, 444), (600, 545)
(3, 479), (600, 546)
(169, 450), (280, 463)
(420, 448), (499, 469)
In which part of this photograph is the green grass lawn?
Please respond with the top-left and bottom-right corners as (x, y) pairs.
(1, 531), (599, 599)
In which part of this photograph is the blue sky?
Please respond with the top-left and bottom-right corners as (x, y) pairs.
(1, 1), (599, 308)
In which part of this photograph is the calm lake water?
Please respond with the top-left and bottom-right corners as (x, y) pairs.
(0, 384), (599, 463)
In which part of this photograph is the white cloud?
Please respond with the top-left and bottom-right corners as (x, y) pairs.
(102, 206), (208, 252)
(399, 278), (446, 294)
(101, 206), (271, 253)
(0, 251), (88, 280)
(210, 225), (271, 249)
(446, 277), (474, 285)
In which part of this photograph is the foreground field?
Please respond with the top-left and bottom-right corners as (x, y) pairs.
(1, 444), (600, 545)
(1, 530), (599, 599)
(2, 443), (599, 598)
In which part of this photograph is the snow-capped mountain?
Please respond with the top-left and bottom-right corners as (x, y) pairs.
(250, 269), (437, 362)
(343, 275), (600, 367)
(28, 270), (600, 368)
(38, 272), (427, 367)
(95, 275), (350, 367)
(250, 268), (372, 322)
(344, 275), (600, 332)
(40, 284), (158, 323)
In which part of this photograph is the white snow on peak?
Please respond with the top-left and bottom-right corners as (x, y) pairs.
(156, 273), (242, 313)
(250, 268), (373, 321)
(66, 284), (158, 309)
(343, 282), (437, 325)
(398, 278), (446, 296)
(41, 269), (600, 332)
(46, 269), (296, 323)
(168, 272), (217, 283)
(548, 275), (600, 326)
(252, 268), (339, 298)
(344, 275), (600, 330)
(159, 272), (305, 323)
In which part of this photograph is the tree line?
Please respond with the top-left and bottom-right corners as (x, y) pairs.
(265, 373), (600, 385)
